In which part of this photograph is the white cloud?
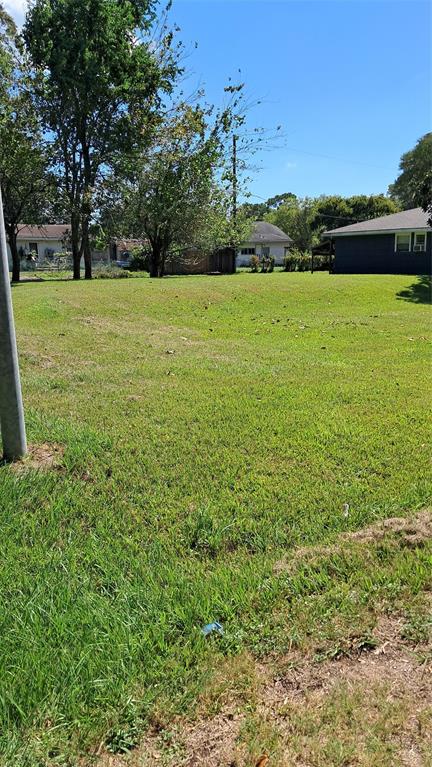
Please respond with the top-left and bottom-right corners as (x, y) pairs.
(285, 161), (297, 170)
(4, 0), (28, 26)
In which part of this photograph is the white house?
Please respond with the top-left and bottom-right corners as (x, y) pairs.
(6, 224), (71, 269)
(237, 221), (292, 266)
(6, 224), (111, 270)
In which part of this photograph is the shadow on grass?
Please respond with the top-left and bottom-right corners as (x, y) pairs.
(397, 274), (432, 304)
(11, 276), (72, 286)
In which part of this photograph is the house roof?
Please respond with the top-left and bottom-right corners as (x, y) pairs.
(247, 221), (292, 243)
(17, 224), (71, 240)
(323, 208), (431, 237)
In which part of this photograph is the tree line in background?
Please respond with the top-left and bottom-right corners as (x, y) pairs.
(0, 2), (431, 282)
(240, 130), (432, 256)
(241, 193), (399, 255)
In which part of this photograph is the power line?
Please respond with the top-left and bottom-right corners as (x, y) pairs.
(283, 145), (395, 172)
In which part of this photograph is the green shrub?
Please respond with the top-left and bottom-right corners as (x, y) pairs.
(283, 248), (312, 272)
(297, 253), (311, 271)
(283, 250), (333, 272)
(312, 254), (333, 271)
(128, 248), (150, 272)
(260, 255), (274, 273)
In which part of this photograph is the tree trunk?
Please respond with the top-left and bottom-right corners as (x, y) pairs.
(8, 232), (20, 283)
(149, 237), (169, 277)
(71, 213), (81, 280)
(81, 216), (92, 279)
(72, 249), (81, 280)
(149, 244), (162, 278)
(81, 142), (92, 280)
(83, 244), (92, 279)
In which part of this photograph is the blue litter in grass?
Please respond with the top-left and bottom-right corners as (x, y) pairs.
(201, 621), (224, 637)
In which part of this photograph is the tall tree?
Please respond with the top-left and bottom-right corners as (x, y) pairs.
(0, 97), (53, 282)
(0, 3), (16, 90)
(389, 133), (432, 222)
(24, 0), (178, 279)
(106, 103), (229, 277)
(312, 194), (398, 233)
(239, 192), (296, 221)
(266, 197), (317, 251)
(0, 4), (53, 282)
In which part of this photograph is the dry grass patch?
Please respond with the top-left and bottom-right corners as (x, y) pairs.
(97, 613), (431, 767)
(273, 509), (432, 575)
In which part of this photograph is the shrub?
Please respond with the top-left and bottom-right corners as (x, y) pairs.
(93, 265), (131, 279)
(62, 252), (74, 269)
(312, 254), (333, 271)
(297, 253), (311, 272)
(283, 252), (297, 271)
(250, 254), (259, 272)
(128, 247), (150, 272)
(283, 248), (312, 272)
(260, 255), (274, 273)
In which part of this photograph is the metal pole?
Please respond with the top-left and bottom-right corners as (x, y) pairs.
(231, 134), (238, 274)
(0, 186), (27, 460)
(232, 134), (237, 223)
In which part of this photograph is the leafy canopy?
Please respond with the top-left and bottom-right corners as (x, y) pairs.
(389, 133), (432, 221)
(23, 0), (179, 277)
(262, 194), (399, 251)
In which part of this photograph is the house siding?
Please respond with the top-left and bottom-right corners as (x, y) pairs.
(333, 232), (432, 275)
(6, 238), (111, 270)
(236, 242), (290, 267)
(6, 238), (66, 270)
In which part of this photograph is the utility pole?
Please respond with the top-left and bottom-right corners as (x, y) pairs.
(232, 133), (237, 224)
(0, 186), (27, 460)
(229, 133), (238, 274)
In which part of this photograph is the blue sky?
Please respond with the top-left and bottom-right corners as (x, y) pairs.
(6, 0), (431, 202)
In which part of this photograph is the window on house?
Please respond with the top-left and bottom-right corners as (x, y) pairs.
(28, 242), (39, 255)
(241, 247), (255, 255)
(413, 232), (426, 252)
(395, 233), (411, 252)
(261, 246), (270, 257)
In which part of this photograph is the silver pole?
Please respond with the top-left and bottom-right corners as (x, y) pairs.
(0, 186), (27, 460)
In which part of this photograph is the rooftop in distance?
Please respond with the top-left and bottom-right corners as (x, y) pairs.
(323, 208), (430, 237)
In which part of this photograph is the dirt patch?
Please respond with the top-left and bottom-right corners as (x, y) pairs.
(10, 442), (65, 473)
(97, 614), (432, 767)
(97, 711), (245, 767)
(21, 350), (56, 368)
(258, 614), (429, 707)
(274, 509), (432, 575)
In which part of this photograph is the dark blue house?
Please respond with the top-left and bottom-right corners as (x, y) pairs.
(323, 208), (431, 275)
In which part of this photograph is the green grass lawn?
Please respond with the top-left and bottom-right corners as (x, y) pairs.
(0, 272), (431, 765)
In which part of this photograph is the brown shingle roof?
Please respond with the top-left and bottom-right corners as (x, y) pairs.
(323, 208), (430, 237)
(17, 224), (70, 240)
(247, 221), (292, 243)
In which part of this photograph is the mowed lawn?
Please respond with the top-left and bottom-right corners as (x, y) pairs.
(0, 272), (431, 765)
